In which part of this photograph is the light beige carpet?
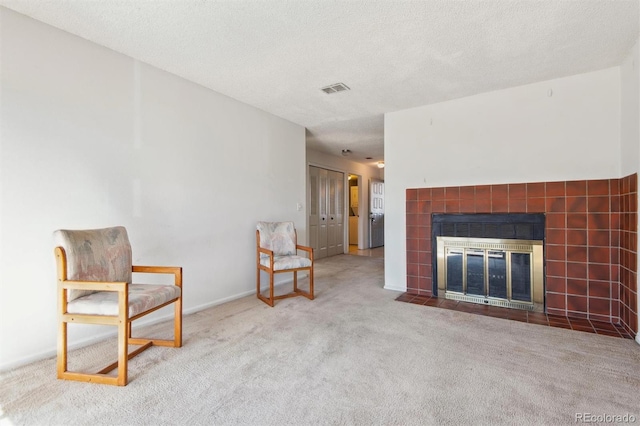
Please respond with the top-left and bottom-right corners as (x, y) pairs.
(1, 254), (639, 425)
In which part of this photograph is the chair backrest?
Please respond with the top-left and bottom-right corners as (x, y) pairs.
(53, 226), (132, 301)
(256, 222), (297, 259)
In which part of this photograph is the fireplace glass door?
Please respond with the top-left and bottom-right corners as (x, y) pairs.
(488, 250), (507, 299)
(438, 237), (543, 311)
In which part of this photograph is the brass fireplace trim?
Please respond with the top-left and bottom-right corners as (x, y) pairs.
(436, 236), (544, 312)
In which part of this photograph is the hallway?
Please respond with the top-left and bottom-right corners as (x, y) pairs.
(348, 245), (384, 258)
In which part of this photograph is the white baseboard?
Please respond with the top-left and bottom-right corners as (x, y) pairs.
(186, 273), (307, 314)
(0, 274), (311, 372)
(184, 289), (256, 315)
(383, 283), (406, 293)
(0, 287), (263, 373)
(0, 329), (120, 372)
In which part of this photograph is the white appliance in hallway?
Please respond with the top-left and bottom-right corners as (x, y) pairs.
(369, 178), (384, 248)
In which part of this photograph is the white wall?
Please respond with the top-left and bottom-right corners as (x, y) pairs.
(620, 38), (640, 342)
(621, 40), (639, 176)
(384, 67), (621, 292)
(306, 149), (383, 250)
(0, 8), (306, 369)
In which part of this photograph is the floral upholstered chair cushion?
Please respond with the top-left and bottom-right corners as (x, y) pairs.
(261, 254), (312, 271)
(257, 222), (297, 257)
(53, 227), (132, 301)
(65, 283), (181, 317)
(256, 221), (311, 271)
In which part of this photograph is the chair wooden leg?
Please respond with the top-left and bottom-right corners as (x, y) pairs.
(57, 276), (68, 379)
(117, 320), (128, 386)
(116, 286), (129, 386)
(174, 295), (182, 347)
(256, 269), (274, 307)
(292, 269), (313, 299)
(57, 319), (67, 379)
(256, 266), (315, 307)
(256, 266), (261, 301)
(295, 268), (314, 301)
(269, 270), (275, 307)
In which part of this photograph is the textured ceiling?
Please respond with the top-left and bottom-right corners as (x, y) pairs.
(1, 1), (638, 165)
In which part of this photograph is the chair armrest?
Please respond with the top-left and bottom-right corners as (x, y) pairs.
(57, 280), (128, 319)
(133, 265), (182, 287)
(258, 247), (274, 257)
(296, 245), (314, 260)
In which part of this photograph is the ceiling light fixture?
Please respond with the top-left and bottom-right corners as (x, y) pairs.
(321, 83), (350, 94)
(341, 149), (352, 156)
(377, 161), (385, 168)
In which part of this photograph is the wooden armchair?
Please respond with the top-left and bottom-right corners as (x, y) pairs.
(54, 226), (182, 386)
(256, 221), (314, 307)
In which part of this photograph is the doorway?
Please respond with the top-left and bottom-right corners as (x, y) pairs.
(348, 174), (359, 254)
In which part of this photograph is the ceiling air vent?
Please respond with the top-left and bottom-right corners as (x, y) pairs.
(321, 83), (350, 94)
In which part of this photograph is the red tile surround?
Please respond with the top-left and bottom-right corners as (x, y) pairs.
(406, 174), (638, 335)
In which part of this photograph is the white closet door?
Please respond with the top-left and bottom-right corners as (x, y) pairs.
(309, 166), (344, 258)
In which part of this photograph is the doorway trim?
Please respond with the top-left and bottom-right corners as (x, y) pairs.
(347, 173), (365, 250)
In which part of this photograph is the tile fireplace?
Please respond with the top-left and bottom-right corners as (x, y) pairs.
(405, 175), (638, 336)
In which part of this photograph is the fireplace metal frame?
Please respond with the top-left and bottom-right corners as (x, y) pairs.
(436, 236), (544, 312)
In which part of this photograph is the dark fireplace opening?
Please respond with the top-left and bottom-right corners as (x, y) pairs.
(432, 214), (545, 311)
